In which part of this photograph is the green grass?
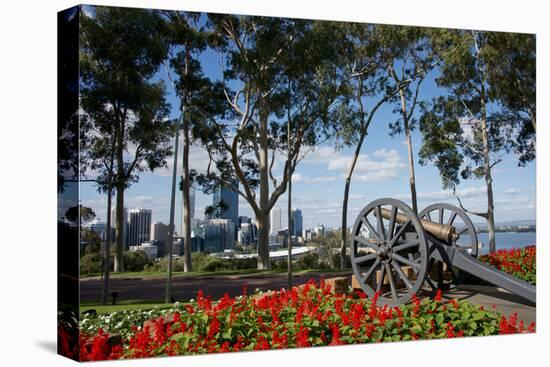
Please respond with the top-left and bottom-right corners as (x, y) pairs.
(80, 299), (173, 314)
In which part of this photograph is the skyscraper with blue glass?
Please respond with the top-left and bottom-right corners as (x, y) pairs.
(213, 180), (239, 227)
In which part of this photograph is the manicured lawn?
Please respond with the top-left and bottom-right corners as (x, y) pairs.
(80, 300), (173, 314)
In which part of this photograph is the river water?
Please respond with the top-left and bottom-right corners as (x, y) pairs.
(476, 231), (536, 254)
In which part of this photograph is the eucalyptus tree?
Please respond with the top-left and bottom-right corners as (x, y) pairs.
(162, 10), (226, 272)
(83, 125), (116, 304)
(331, 23), (399, 269)
(486, 32), (536, 165)
(80, 7), (173, 271)
(375, 25), (438, 214)
(418, 30), (531, 253)
(194, 15), (341, 269)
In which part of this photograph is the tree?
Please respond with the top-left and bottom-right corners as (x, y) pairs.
(64, 205), (96, 225)
(379, 26), (438, 214)
(419, 30), (529, 254)
(331, 23), (403, 269)
(82, 230), (102, 255)
(80, 7), (173, 272)
(485, 32), (536, 165)
(82, 114), (116, 304)
(163, 10), (228, 276)
(195, 16), (341, 269)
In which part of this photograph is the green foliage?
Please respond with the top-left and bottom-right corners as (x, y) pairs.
(80, 253), (103, 275)
(82, 230), (102, 256)
(123, 251), (153, 272)
(64, 205), (96, 225)
(294, 252), (320, 270)
(419, 30), (534, 188)
(79, 281), (534, 360)
(480, 246), (536, 284)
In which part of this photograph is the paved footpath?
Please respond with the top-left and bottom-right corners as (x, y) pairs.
(442, 284), (536, 325)
(80, 272), (352, 304)
(81, 274), (535, 324)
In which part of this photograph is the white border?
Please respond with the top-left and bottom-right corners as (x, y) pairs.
(0, 1), (547, 366)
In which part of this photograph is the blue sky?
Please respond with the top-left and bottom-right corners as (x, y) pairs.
(79, 12), (536, 231)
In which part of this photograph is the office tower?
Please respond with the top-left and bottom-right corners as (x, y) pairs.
(239, 216), (252, 225)
(111, 207), (128, 247)
(181, 186), (196, 236)
(239, 222), (254, 247)
(270, 207), (282, 235)
(303, 227), (313, 242)
(314, 223), (325, 237)
(196, 219), (236, 253)
(291, 208), (303, 237)
(82, 219), (114, 241)
(127, 208), (152, 247)
(213, 180), (239, 227)
(151, 221), (169, 242)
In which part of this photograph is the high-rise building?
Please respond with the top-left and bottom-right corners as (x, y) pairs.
(111, 207), (128, 247)
(127, 208), (152, 247)
(239, 222), (255, 247)
(210, 218), (235, 251)
(270, 207), (282, 235)
(302, 227), (313, 242)
(213, 180), (239, 227)
(291, 208), (303, 237)
(314, 223), (325, 237)
(181, 186), (195, 235)
(82, 219), (114, 241)
(195, 219), (236, 253)
(151, 222), (169, 243)
(239, 216), (252, 225)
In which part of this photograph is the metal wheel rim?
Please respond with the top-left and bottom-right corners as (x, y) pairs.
(351, 198), (428, 306)
(419, 203), (478, 290)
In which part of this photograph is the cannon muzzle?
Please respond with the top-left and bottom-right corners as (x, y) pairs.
(377, 208), (458, 243)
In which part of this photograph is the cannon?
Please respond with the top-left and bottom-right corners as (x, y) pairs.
(350, 198), (536, 305)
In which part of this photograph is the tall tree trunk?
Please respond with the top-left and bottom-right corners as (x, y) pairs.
(257, 106), (271, 270)
(480, 89), (496, 254)
(101, 184), (112, 305)
(182, 111), (192, 272)
(165, 120), (180, 303)
(181, 45), (192, 273)
(399, 89), (418, 213)
(257, 214), (270, 269)
(340, 129), (367, 269)
(114, 122), (125, 272)
(101, 134), (116, 304)
(287, 157), (293, 289)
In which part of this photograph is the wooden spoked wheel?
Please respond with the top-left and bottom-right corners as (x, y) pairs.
(419, 203), (478, 291)
(351, 198), (429, 305)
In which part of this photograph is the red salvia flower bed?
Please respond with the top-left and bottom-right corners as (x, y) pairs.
(480, 246), (536, 284)
(73, 280), (535, 361)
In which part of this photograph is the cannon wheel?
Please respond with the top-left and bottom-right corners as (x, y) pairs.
(419, 203), (478, 291)
(351, 198), (429, 305)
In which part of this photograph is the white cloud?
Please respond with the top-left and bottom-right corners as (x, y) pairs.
(303, 147), (406, 183)
(154, 141), (212, 177)
(396, 186), (487, 202)
(504, 188), (532, 195)
(292, 173), (340, 184)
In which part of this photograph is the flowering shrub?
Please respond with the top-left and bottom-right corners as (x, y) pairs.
(480, 246), (536, 284)
(76, 280), (535, 361)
